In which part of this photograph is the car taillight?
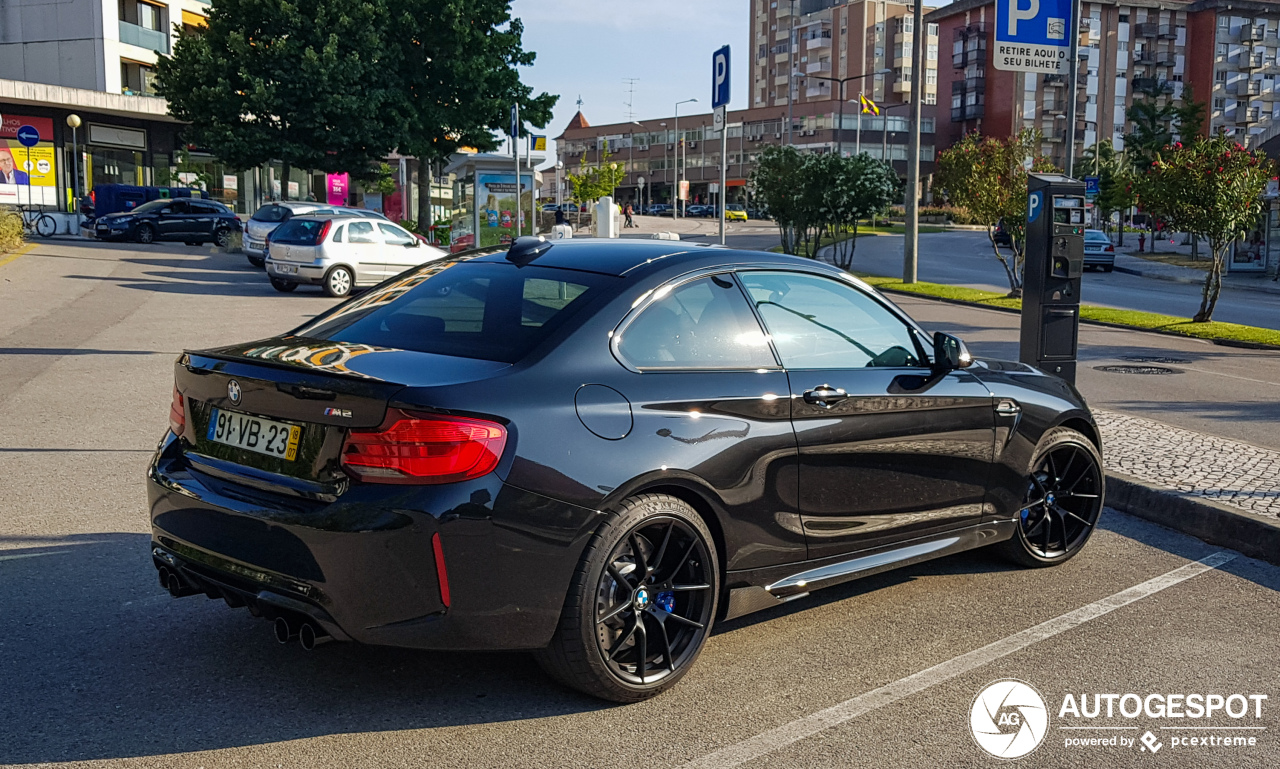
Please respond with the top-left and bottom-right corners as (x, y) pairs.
(315, 219), (332, 244)
(341, 410), (507, 484)
(169, 386), (186, 437)
(1105, 245), (1114, 252)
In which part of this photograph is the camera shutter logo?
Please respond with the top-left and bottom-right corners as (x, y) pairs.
(970, 680), (1050, 759)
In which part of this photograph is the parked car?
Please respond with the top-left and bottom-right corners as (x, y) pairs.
(244, 202), (389, 268)
(994, 218), (1013, 247)
(724, 203), (748, 222)
(151, 237), (1104, 703)
(646, 204), (673, 216)
(94, 197), (240, 246)
(263, 215), (446, 297)
(1083, 229), (1115, 271)
(746, 206), (769, 220)
(686, 204), (711, 218)
(540, 203), (561, 212)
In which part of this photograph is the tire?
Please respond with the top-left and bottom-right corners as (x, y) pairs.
(997, 427), (1105, 568)
(1102, 265), (1114, 273)
(183, 241), (196, 246)
(270, 278), (298, 293)
(214, 229), (233, 248)
(247, 256), (265, 268)
(535, 494), (719, 703)
(323, 265), (354, 298)
(35, 215), (56, 238)
(136, 224), (156, 244)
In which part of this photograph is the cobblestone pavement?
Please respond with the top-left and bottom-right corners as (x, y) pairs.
(1094, 408), (1280, 518)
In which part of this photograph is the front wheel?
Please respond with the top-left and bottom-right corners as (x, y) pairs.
(269, 277), (297, 293)
(535, 494), (719, 702)
(35, 214), (57, 238)
(997, 427), (1105, 568)
(214, 228), (233, 248)
(323, 265), (353, 298)
(136, 224), (156, 244)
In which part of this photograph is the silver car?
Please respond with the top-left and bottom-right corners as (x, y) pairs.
(264, 215), (446, 297)
(243, 202), (389, 267)
(1083, 228), (1115, 272)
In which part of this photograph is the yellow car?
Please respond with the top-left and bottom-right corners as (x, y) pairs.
(724, 204), (748, 221)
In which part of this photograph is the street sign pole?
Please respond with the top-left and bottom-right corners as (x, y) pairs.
(712, 45), (731, 246)
(16, 124), (40, 210)
(1065, 0), (1081, 176)
(903, 0), (923, 284)
(511, 103), (521, 236)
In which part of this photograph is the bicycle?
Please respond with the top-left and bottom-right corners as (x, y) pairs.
(16, 205), (58, 238)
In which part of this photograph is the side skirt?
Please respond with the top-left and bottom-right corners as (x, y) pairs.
(722, 518), (1017, 621)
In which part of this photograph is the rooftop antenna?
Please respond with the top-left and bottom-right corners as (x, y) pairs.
(576, 94), (584, 112)
(622, 78), (640, 122)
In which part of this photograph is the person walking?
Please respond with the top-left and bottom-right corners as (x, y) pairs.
(624, 203), (635, 228)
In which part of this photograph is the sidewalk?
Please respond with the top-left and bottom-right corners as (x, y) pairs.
(1111, 239), (1280, 296)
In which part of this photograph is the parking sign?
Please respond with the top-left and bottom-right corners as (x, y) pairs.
(712, 46), (731, 109)
(994, 0), (1074, 73)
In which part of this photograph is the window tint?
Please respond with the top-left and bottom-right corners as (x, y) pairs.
(271, 219), (327, 245)
(296, 262), (611, 363)
(130, 199), (171, 215)
(738, 271), (925, 369)
(378, 223), (417, 246)
(190, 200), (221, 214)
(251, 205), (290, 223)
(617, 275), (775, 369)
(347, 221), (378, 243)
(331, 224), (345, 243)
(167, 200), (189, 214)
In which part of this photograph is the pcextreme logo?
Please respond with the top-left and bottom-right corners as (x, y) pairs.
(970, 680), (1050, 759)
(970, 681), (1269, 759)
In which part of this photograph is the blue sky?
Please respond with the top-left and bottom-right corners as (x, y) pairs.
(510, 0), (749, 164)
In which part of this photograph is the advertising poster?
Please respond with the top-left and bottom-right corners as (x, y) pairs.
(326, 173), (348, 205)
(0, 141), (58, 206)
(477, 173), (533, 247)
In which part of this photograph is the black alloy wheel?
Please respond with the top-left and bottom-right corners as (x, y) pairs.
(1001, 428), (1104, 567)
(214, 228), (233, 248)
(136, 224), (156, 244)
(537, 494), (718, 702)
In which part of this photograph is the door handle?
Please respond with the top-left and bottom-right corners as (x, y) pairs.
(803, 385), (847, 406)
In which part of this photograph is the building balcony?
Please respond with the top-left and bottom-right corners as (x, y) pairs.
(1045, 101), (1066, 114)
(1043, 129), (1066, 142)
(805, 60), (831, 74)
(118, 20), (169, 54)
(893, 79), (912, 93)
(1044, 73), (1066, 86)
(951, 104), (984, 121)
(1232, 80), (1263, 96)
(805, 35), (832, 50)
(1135, 22), (1160, 37)
(1156, 51), (1178, 67)
(1135, 51), (1156, 64)
(1237, 106), (1261, 124)
(1241, 23), (1265, 41)
(1239, 53), (1266, 70)
(776, 2), (795, 16)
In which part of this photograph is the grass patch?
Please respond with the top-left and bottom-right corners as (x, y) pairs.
(1125, 251), (1210, 272)
(855, 273), (1280, 348)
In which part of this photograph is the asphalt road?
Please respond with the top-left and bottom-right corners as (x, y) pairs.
(1, 240), (1277, 768)
(684, 227), (1280, 332)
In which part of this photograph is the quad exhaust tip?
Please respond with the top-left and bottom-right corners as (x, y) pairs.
(274, 616), (296, 645)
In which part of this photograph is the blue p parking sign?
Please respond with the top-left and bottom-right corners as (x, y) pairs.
(994, 0), (1074, 73)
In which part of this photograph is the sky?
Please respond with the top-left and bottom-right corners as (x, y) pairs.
(509, 0), (750, 167)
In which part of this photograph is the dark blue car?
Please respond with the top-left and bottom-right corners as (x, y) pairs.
(95, 198), (241, 246)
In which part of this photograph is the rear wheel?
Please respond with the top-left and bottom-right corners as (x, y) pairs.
(247, 256), (265, 268)
(535, 494), (719, 702)
(214, 228), (233, 248)
(269, 278), (297, 293)
(997, 427), (1104, 568)
(323, 265), (353, 298)
(1102, 265), (1114, 273)
(136, 224), (156, 244)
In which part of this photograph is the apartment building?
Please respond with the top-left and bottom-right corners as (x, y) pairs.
(927, 0), (1280, 169)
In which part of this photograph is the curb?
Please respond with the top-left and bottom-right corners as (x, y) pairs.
(872, 286), (1280, 352)
(1106, 471), (1280, 567)
(1113, 263), (1280, 296)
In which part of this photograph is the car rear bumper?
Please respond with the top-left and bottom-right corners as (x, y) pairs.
(265, 258), (327, 285)
(146, 432), (600, 650)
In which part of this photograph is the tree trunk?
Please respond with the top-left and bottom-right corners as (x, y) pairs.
(417, 160), (432, 232)
(281, 163), (291, 201)
(1193, 246), (1225, 322)
(988, 227), (1020, 297)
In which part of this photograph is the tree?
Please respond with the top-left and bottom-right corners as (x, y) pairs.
(1126, 81), (1206, 170)
(386, 0), (556, 225)
(1137, 136), (1273, 322)
(750, 145), (807, 256)
(1081, 140), (1136, 237)
(807, 153), (898, 269)
(935, 130), (1056, 296)
(567, 142), (626, 207)
(156, 0), (404, 196)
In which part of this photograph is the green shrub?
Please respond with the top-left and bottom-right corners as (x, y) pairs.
(0, 208), (22, 253)
(398, 219), (419, 234)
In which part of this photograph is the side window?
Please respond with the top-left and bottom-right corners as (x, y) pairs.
(167, 201), (187, 214)
(347, 221), (378, 243)
(331, 224), (346, 243)
(378, 223), (417, 246)
(616, 275), (775, 370)
(738, 271), (925, 369)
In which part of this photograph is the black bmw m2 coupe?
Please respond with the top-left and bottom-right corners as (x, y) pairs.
(148, 237), (1104, 702)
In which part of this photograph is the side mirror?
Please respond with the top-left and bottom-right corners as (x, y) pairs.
(933, 332), (973, 372)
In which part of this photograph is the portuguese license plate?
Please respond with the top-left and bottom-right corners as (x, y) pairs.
(207, 408), (302, 461)
(273, 263), (298, 274)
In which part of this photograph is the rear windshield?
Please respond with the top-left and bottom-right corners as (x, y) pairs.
(252, 205), (293, 223)
(271, 219), (327, 245)
(294, 261), (614, 363)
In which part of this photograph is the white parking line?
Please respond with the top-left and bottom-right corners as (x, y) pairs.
(680, 551), (1236, 769)
(0, 550), (68, 562)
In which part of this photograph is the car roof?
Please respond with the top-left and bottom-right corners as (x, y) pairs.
(468, 238), (815, 278)
(1084, 229), (1109, 237)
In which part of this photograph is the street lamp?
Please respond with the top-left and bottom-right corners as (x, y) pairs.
(556, 160), (564, 207)
(673, 98), (697, 219)
(800, 70), (890, 158)
(879, 102), (911, 167)
(627, 120), (643, 208)
(66, 114), (82, 214)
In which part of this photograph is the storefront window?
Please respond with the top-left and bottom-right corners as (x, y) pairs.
(87, 148), (145, 188)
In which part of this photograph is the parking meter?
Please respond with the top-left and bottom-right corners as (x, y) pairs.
(1020, 174), (1086, 384)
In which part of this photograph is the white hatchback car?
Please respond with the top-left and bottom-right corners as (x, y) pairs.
(264, 215), (447, 297)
